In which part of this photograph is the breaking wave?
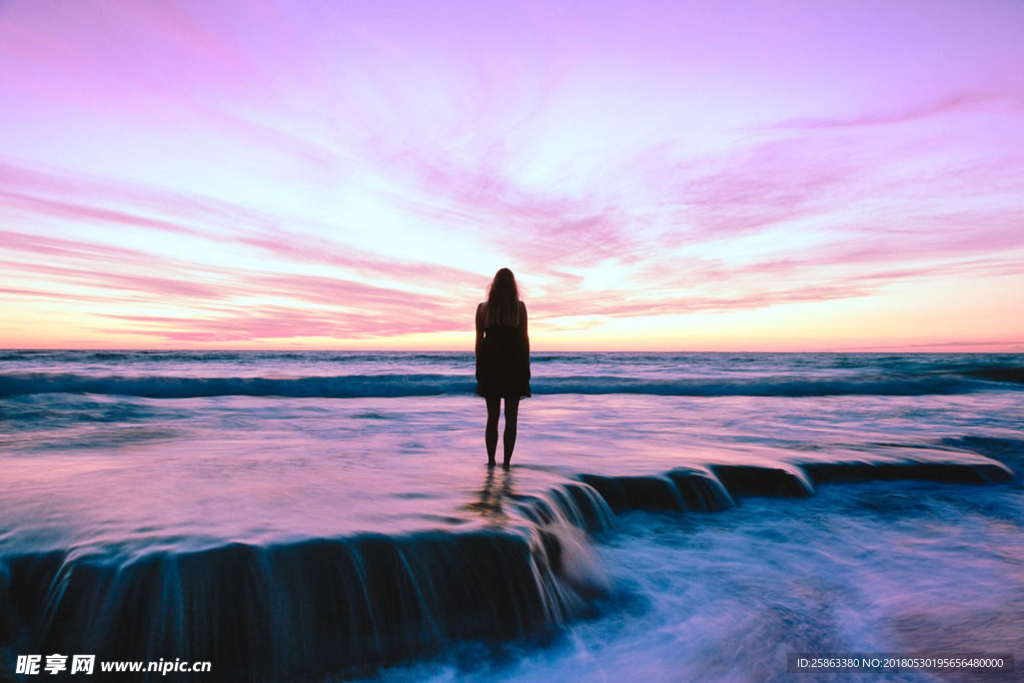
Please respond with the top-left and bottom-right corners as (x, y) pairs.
(1, 369), (1021, 399)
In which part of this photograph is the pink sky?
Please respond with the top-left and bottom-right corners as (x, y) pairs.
(1, 0), (1022, 351)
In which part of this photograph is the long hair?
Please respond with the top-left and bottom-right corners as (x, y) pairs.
(484, 268), (521, 326)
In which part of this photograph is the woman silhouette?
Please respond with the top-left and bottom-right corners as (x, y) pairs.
(475, 268), (531, 468)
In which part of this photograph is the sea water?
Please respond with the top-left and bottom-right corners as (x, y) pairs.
(1, 351), (1021, 680)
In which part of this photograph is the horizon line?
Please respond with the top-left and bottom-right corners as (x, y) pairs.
(2, 346), (1022, 354)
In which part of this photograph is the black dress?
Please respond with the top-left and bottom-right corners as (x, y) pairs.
(476, 322), (531, 399)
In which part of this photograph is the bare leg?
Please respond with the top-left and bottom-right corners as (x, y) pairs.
(485, 396), (500, 466)
(502, 396), (520, 469)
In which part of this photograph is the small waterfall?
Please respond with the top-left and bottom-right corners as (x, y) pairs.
(1, 481), (618, 681)
(709, 464), (814, 497)
(0, 456), (1012, 680)
(665, 469), (734, 510)
(516, 482), (614, 608)
(1, 532), (594, 680)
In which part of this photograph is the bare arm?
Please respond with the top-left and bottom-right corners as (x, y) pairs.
(475, 303), (485, 363)
(520, 301), (530, 365)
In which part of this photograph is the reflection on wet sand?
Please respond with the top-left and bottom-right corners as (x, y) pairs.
(462, 466), (516, 526)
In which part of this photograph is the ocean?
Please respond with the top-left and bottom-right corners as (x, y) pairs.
(1, 351), (1021, 681)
